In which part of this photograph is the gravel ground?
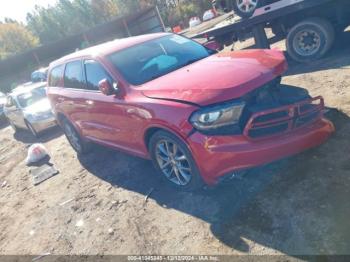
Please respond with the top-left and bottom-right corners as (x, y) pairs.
(0, 30), (349, 257)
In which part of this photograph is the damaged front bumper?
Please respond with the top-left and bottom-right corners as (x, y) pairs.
(187, 96), (334, 185)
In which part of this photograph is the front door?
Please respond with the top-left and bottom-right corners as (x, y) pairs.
(81, 59), (132, 152)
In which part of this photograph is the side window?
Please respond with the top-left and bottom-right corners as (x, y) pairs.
(64, 61), (85, 89)
(49, 65), (64, 87)
(84, 60), (112, 91)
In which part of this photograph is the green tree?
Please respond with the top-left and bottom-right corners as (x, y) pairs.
(26, 0), (122, 44)
(24, 0), (212, 45)
(0, 21), (39, 59)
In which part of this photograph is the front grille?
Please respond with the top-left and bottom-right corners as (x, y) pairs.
(243, 97), (324, 139)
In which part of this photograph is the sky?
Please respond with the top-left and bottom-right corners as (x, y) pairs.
(0, 0), (57, 23)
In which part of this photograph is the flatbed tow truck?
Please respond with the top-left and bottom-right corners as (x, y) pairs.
(189, 0), (350, 62)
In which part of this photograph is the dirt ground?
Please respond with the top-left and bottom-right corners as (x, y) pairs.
(0, 30), (349, 257)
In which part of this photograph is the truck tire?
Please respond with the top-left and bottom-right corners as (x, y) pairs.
(286, 18), (335, 63)
(232, 0), (272, 18)
(232, 0), (260, 18)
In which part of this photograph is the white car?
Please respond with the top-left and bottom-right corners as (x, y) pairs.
(203, 9), (216, 21)
(4, 83), (57, 137)
(189, 17), (201, 27)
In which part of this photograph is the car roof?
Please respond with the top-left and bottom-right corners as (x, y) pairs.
(50, 32), (171, 68)
(10, 82), (46, 96)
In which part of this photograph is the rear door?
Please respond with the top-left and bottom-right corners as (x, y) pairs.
(61, 60), (90, 132)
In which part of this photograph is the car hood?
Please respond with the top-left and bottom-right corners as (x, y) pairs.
(140, 49), (287, 106)
(24, 98), (52, 114)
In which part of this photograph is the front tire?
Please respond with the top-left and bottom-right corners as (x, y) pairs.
(149, 131), (205, 191)
(62, 119), (91, 155)
(25, 120), (39, 138)
(286, 18), (335, 63)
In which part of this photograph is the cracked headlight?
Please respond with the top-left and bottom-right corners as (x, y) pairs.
(190, 101), (245, 131)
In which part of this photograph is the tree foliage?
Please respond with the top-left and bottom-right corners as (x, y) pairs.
(0, 21), (39, 59)
(26, 0), (123, 44)
(26, 0), (212, 44)
(0, 0), (212, 59)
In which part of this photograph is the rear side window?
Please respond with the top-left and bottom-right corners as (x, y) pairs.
(49, 65), (64, 87)
(84, 60), (112, 91)
(64, 61), (85, 89)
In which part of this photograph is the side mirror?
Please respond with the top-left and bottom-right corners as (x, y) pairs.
(98, 78), (118, 96)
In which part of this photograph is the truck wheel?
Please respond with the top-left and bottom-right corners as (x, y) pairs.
(149, 130), (205, 191)
(232, 0), (259, 18)
(286, 18), (335, 63)
(9, 119), (18, 133)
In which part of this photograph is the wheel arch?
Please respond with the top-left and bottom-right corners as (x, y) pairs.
(285, 17), (335, 62)
(55, 112), (84, 137)
(143, 125), (191, 152)
(144, 125), (206, 190)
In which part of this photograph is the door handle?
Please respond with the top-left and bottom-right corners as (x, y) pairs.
(57, 97), (65, 102)
(85, 100), (94, 105)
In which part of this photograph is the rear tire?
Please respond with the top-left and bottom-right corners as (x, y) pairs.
(149, 130), (205, 191)
(62, 119), (91, 155)
(286, 18), (335, 63)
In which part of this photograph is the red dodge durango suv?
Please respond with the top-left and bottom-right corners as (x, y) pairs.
(47, 33), (334, 190)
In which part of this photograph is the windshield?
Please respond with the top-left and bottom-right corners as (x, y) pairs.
(107, 35), (216, 85)
(16, 86), (47, 108)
